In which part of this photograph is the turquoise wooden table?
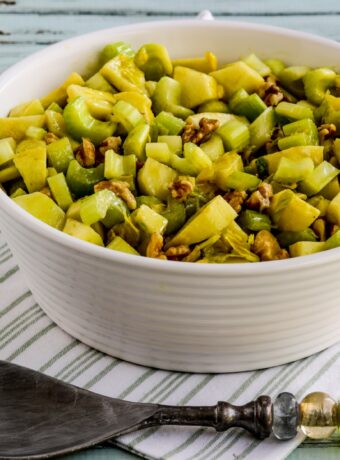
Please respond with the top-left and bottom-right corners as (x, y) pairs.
(1, 1), (340, 459)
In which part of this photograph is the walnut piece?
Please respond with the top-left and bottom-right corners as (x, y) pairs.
(99, 136), (122, 156)
(223, 190), (247, 213)
(247, 183), (273, 213)
(44, 132), (59, 145)
(94, 180), (137, 210)
(318, 123), (336, 144)
(182, 117), (219, 144)
(252, 230), (289, 261)
(75, 138), (96, 167)
(258, 75), (285, 107)
(169, 178), (194, 201)
(146, 233), (167, 259)
(312, 218), (326, 241)
(165, 245), (191, 260)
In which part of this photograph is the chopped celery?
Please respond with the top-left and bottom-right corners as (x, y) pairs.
(138, 158), (177, 201)
(80, 189), (116, 225)
(183, 142), (212, 174)
(100, 41), (135, 65)
(269, 189), (320, 231)
(14, 139), (47, 193)
(172, 52), (218, 73)
(0, 115), (45, 141)
(0, 138), (15, 167)
(324, 230), (340, 250)
(66, 160), (104, 197)
(25, 126), (47, 140)
(217, 118), (250, 152)
(303, 68), (336, 105)
(242, 53), (271, 77)
(211, 152), (243, 190)
(135, 44), (172, 81)
(66, 84), (116, 119)
(100, 54), (145, 94)
(132, 204), (168, 234)
(85, 73), (116, 93)
(63, 218), (104, 246)
(198, 100), (229, 114)
(154, 111), (185, 135)
(0, 165), (21, 183)
(277, 229), (317, 248)
(152, 76), (193, 119)
(275, 102), (314, 121)
(46, 137), (74, 173)
(223, 171), (261, 191)
(277, 133), (310, 150)
(168, 195), (237, 247)
(200, 134), (224, 161)
(47, 173), (73, 211)
(263, 146), (324, 174)
(123, 123), (150, 160)
(210, 61), (264, 99)
(112, 100), (144, 132)
(282, 118), (319, 145)
(326, 192), (340, 225)
(104, 150), (136, 179)
(299, 161), (339, 196)
(174, 66), (220, 109)
(279, 66), (309, 98)
(249, 107), (275, 151)
(46, 110), (66, 137)
(170, 155), (197, 176)
(9, 99), (44, 117)
(221, 224), (259, 262)
(13, 192), (65, 229)
(136, 195), (164, 213)
(112, 91), (154, 124)
(40, 72), (85, 108)
(47, 102), (63, 113)
(161, 200), (186, 235)
(289, 241), (325, 257)
(264, 59), (285, 76)
(273, 156), (314, 183)
(107, 236), (140, 255)
(146, 142), (172, 164)
(238, 210), (271, 231)
(231, 92), (267, 122)
(157, 135), (182, 155)
(63, 97), (116, 145)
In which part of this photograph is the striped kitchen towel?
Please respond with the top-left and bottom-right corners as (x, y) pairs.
(1, 229), (340, 460)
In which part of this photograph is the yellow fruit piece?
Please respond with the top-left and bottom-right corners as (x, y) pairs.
(0, 115), (45, 141)
(100, 54), (146, 94)
(269, 189), (320, 232)
(9, 99), (44, 117)
(263, 146), (324, 175)
(289, 241), (325, 257)
(13, 192), (65, 229)
(113, 92), (154, 123)
(326, 191), (340, 225)
(210, 61), (264, 99)
(138, 158), (177, 201)
(40, 72), (85, 108)
(168, 195), (237, 247)
(63, 218), (104, 246)
(172, 51), (218, 73)
(14, 139), (47, 192)
(174, 66), (220, 109)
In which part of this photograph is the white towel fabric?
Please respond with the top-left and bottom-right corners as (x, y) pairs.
(1, 230), (340, 460)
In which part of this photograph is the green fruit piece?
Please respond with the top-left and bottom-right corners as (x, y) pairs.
(289, 241), (325, 257)
(14, 139), (47, 192)
(107, 236), (140, 255)
(100, 54), (146, 94)
(138, 158), (177, 201)
(63, 218), (104, 246)
(13, 192), (65, 229)
(168, 195), (237, 247)
(0, 115), (45, 141)
(9, 99), (44, 117)
(47, 173), (73, 211)
(46, 137), (74, 173)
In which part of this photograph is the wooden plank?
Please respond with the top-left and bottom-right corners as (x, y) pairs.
(1, 0), (340, 15)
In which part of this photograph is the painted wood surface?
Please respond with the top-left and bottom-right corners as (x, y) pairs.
(1, 1), (340, 458)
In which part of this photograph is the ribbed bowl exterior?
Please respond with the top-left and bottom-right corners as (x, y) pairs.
(1, 20), (340, 372)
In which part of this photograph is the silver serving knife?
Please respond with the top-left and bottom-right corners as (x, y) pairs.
(0, 360), (272, 459)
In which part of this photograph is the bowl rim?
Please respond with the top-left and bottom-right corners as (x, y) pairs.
(1, 17), (340, 276)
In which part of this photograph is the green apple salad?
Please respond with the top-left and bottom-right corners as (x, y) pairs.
(1, 42), (340, 262)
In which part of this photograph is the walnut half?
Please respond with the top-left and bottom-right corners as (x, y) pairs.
(182, 117), (219, 144)
(247, 183), (273, 213)
(223, 191), (247, 213)
(169, 178), (194, 201)
(252, 230), (289, 261)
(75, 138), (96, 167)
(146, 233), (167, 259)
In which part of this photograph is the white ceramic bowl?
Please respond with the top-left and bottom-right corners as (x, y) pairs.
(1, 19), (340, 372)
